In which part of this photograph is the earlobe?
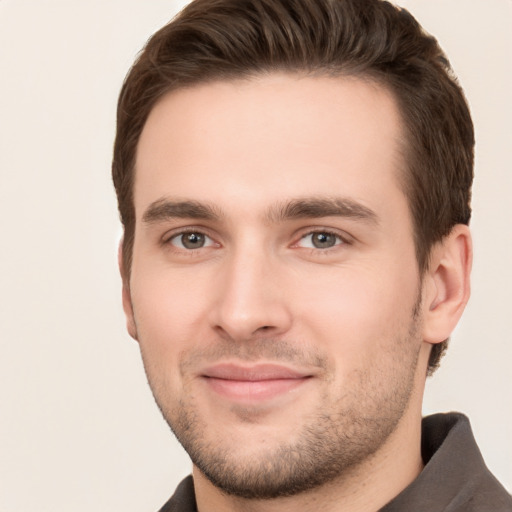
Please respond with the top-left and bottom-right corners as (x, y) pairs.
(118, 240), (139, 341)
(422, 225), (472, 344)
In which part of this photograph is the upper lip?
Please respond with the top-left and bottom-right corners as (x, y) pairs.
(201, 363), (311, 381)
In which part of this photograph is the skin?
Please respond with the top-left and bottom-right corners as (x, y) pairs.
(121, 74), (472, 512)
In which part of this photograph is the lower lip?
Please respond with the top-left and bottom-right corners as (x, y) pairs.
(203, 377), (309, 402)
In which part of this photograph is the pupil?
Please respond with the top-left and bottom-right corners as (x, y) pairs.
(313, 232), (335, 248)
(182, 233), (204, 249)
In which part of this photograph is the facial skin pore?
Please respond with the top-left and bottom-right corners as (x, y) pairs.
(122, 74), (471, 512)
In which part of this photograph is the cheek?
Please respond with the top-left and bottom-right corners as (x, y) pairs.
(295, 261), (420, 358)
(132, 259), (211, 327)
(130, 266), (213, 377)
(132, 279), (197, 407)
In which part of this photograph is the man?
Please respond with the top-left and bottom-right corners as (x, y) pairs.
(112, 0), (512, 510)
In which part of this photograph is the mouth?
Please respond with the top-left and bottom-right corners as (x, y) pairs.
(200, 363), (313, 402)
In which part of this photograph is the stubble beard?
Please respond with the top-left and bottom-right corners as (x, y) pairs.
(144, 309), (423, 500)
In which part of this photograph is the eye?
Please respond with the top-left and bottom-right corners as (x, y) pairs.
(298, 231), (344, 249)
(169, 231), (215, 250)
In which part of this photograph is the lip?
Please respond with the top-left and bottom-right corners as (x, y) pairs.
(200, 363), (312, 402)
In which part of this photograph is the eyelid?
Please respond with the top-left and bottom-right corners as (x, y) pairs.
(159, 224), (353, 251)
(296, 233), (343, 250)
(292, 227), (354, 248)
(162, 226), (220, 248)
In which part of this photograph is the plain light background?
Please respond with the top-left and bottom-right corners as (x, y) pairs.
(0, 1), (510, 510)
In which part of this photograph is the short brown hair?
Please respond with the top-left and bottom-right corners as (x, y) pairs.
(112, 0), (474, 373)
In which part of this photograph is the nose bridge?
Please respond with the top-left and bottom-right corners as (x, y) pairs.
(211, 236), (291, 340)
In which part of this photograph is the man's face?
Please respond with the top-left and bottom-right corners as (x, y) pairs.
(126, 74), (428, 497)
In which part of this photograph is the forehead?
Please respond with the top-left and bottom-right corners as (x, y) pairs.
(134, 73), (407, 221)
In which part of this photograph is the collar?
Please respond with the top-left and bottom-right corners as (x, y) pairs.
(159, 413), (511, 511)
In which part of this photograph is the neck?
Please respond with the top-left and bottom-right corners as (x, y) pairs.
(193, 401), (424, 512)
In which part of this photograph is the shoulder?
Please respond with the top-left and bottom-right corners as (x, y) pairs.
(381, 413), (512, 511)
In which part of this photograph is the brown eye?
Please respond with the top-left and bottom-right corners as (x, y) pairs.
(182, 233), (205, 249)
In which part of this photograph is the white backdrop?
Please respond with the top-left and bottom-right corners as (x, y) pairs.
(0, 1), (510, 510)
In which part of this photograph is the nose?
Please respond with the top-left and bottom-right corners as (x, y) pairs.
(209, 246), (293, 342)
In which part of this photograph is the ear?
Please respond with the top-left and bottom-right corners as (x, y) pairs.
(118, 240), (139, 341)
(421, 224), (472, 344)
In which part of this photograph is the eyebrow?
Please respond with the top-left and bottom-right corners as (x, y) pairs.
(266, 197), (379, 225)
(142, 196), (378, 225)
(142, 199), (221, 223)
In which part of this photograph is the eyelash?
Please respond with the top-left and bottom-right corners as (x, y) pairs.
(163, 228), (217, 251)
(162, 227), (352, 253)
(294, 229), (351, 252)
